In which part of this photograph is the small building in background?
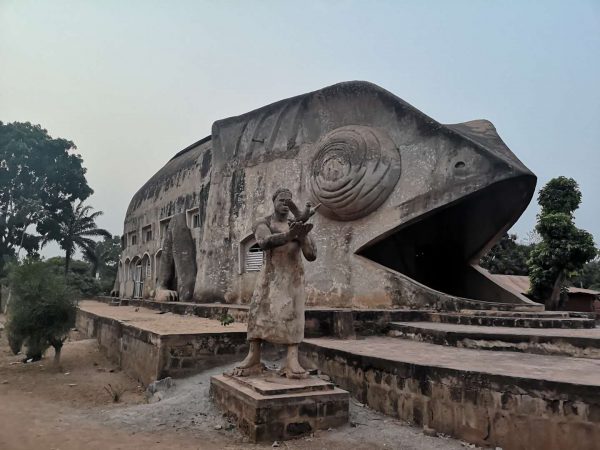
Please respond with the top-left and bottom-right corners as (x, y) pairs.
(489, 274), (600, 314)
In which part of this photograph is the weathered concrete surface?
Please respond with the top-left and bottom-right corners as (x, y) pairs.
(77, 299), (600, 448)
(76, 301), (248, 385)
(118, 81), (537, 311)
(300, 337), (600, 450)
(155, 212), (196, 301)
(87, 295), (547, 338)
(210, 373), (349, 442)
(424, 312), (596, 328)
(390, 321), (600, 359)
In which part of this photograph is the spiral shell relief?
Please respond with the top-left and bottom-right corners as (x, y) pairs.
(309, 125), (402, 221)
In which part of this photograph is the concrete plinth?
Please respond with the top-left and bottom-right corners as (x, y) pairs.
(210, 372), (349, 442)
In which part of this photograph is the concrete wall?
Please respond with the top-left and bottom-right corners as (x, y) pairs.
(119, 138), (212, 300)
(76, 309), (161, 384)
(76, 308), (247, 385)
(300, 342), (600, 450)
(118, 81), (538, 311)
(158, 333), (248, 380)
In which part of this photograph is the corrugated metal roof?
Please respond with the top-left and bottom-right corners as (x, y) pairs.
(568, 286), (600, 295)
(489, 274), (600, 297)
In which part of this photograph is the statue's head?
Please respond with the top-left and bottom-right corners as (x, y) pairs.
(272, 188), (292, 216)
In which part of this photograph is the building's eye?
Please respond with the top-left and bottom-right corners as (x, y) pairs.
(454, 161), (465, 169)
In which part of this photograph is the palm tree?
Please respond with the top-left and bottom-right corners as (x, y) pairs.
(44, 202), (112, 274)
(83, 235), (120, 278)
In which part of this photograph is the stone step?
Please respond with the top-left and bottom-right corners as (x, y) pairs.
(423, 312), (596, 328)
(458, 309), (570, 318)
(301, 336), (600, 450)
(389, 322), (600, 359)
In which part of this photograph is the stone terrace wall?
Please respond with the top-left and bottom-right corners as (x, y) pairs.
(76, 308), (247, 385)
(300, 341), (600, 450)
(159, 333), (247, 380)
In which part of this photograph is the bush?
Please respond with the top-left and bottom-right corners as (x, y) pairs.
(45, 257), (102, 297)
(6, 259), (77, 364)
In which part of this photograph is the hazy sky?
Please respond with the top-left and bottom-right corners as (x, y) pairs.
(1, 0), (599, 257)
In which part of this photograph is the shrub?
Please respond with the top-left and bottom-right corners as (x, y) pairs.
(6, 259), (77, 364)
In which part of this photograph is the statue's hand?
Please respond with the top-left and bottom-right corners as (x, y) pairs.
(288, 222), (313, 240)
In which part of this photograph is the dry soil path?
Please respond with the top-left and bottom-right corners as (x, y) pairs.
(0, 314), (467, 450)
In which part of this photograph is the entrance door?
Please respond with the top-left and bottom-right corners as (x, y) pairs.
(133, 264), (143, 298)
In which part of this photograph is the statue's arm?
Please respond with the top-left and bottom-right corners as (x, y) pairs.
(255, 223), (289, 250)
(300, 233), (317, 261)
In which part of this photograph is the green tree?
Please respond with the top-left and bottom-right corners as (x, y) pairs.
(0, 122), (92, 272)
(571, 256), (600, 290)
(528, 177), (597, 309)
(5, 259), (77, 365)
(45, 257), (103, 297)
(480, 233), (533, 275)
(85, 235), (121, 294)
(83, 235), (121, 279)
(42, 201), (111, 275)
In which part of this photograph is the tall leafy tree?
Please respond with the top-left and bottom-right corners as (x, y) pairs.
(43, 201), (111, 274)
(0, 121), (92, 272)
(528, 177), (597, 309)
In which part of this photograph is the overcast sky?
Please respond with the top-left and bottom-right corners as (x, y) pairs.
(1, 0), (599, 257)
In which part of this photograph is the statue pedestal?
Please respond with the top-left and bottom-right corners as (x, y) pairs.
(210, 371), (349, 442)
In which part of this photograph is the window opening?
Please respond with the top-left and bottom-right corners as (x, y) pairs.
(245, 243), (264, 272)
(143, 225), (152, 243)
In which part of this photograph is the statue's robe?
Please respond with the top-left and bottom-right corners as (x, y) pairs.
(246, 216), (310, 345)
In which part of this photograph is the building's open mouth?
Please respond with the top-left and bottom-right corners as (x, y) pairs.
(356, 176), (536, 302)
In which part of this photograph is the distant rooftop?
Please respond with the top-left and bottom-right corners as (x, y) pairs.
(489, 274), (600, 297)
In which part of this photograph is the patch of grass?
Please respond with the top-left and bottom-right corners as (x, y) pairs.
(220, 313), (235, 326)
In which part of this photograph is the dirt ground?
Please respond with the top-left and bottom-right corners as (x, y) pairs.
(0, 315), (472, 450)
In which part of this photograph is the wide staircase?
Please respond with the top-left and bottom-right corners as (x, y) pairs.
(302, 306), (600, 449)
(387, 308), (599, 359)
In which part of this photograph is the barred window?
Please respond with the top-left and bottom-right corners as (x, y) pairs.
(245, 243), (264, 272)
(192, 213), (200, 228)
(145, 259), (151, 279)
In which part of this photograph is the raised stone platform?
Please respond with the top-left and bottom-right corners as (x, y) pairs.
(210, 372), (349, 442)
(300, 336), (600, 450)
(78, 299), (600, 449)
(76, 300), (248, 385)
(390, 321), (600, 358)
(89, 295), (546, 338)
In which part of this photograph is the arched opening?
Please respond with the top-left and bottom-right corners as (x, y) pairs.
(131, 256), (143, 299)
(141, 253), (152, 298)
(142, 253), (151, 280)
(124, 258), (131, 281)
(155, 249), (163, 284)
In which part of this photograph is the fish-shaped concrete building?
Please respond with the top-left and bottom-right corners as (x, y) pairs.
(115, 81), (538, 311)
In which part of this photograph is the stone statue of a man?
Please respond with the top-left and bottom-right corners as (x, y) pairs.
(235, 188), (317, 379)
